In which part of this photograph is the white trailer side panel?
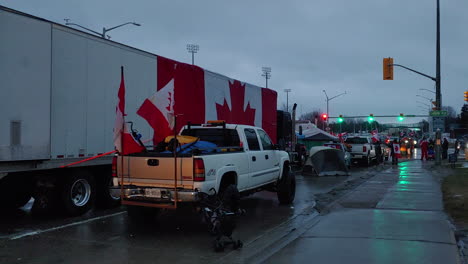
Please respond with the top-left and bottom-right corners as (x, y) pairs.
(0, 10), (51, 161)
(51, 26), (155, 158)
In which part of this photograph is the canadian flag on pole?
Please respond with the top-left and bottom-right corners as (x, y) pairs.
(113, 67), (146, 155)
(137, 56), (277, 146)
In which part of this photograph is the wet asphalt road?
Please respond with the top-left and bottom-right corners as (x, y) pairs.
(0, 165), (384, 264)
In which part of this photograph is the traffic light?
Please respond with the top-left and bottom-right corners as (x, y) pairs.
(337, 115), (344, 123)
(398, 113), (405, 122)
(383, 57), (394, 80)
(368, 114), (374, 122)
(464, 91), (468, 102)
(321, 114), (328, 121)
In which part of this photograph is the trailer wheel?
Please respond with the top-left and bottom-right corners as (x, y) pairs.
(277, 168), (296, 204)
(61, 171), (96, 216)
(0, 175), (33, 210)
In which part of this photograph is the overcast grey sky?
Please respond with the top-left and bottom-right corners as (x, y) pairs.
(2, 0), (467, 124)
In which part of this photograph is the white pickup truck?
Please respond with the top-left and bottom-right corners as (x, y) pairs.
(111, 122), (295, 216)
(344, 136), (377, 166)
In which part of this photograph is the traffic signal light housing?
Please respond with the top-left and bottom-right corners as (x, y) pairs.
(321, 114), (328, 121)
(464, 91), (468, 102)
(383, 57), (394, 80)
(398, 113), (404, 122)
(368, 114), (374, 122)
(337, 115), (344, 123)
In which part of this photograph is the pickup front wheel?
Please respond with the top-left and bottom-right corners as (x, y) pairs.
(277, 168), (296, 204)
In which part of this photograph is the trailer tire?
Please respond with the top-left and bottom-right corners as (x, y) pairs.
(277, 168), (296, 204)
(60, 171), (96, 216)
(0, 175), (33, 210)
(219, 184), (240, 212)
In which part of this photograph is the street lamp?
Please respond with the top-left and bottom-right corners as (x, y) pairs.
(186, 44), (199, 65)
(416, 94), (434, 102)
(417, 101), (430, 108)
(419, 88), (436, 94)
(284, 89), (292, 113)
(261, 67), (271, 88)
(322, 90), (346, 127)
(64, 19), (140, 39)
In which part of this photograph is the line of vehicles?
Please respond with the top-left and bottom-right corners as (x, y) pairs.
(0, 5), (424, 222)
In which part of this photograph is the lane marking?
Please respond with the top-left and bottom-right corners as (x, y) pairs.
(9, 211), (126, 240)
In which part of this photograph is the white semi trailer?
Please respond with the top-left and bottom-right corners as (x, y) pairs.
(0, 6), (158, 215)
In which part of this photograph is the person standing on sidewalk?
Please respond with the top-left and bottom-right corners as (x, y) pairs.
(442, 138), (449, 159)
(391, 139), (400, 165)
(420, 137), (429, 161)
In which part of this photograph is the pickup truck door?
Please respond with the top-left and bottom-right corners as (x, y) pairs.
(256, 129), (280, 183)
(243, 128), (266, 188)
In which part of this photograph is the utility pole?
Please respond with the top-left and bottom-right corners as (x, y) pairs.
(186, 44), (199, 65)
(435, 0), (442, 165)
(381, 0), (442, 164)
(261, 67), (271, 88)
(284, 89), (292, 113)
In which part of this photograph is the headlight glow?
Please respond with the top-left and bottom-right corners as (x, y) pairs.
(413, 140), (417, 145)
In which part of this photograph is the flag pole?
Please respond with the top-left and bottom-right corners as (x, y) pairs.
(120, 66), (125, 200)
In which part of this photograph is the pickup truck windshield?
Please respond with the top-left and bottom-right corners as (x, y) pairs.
(181, 128), (240, 147)
(345, 138), (369, 144)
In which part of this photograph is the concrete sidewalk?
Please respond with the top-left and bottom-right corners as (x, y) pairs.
(265, 161), (461, 264)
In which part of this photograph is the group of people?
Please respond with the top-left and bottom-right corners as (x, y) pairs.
(389, 137), (450, 164)
(419, 137), (450, 160)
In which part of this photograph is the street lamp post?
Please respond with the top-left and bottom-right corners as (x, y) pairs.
(64, 19), (140, 39)
(186, 44), (199, 65)
(322, 90), (347, 128)
(419, 88), (436, 94)
(416, 94), (434, 102)
(262, 67), (271, 88)
(284, 89), (292, 113)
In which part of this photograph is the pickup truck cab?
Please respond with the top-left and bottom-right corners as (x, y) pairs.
(344, 136), (376, 166)
(112, 122), (295, 214)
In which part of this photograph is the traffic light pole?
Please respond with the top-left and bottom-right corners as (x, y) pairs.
(435, 0), (442, 165)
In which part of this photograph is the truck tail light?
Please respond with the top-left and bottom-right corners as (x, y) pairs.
(193, 158), (205, 182)
(363, 146), (367, 152)
(112, 155), (118, 177)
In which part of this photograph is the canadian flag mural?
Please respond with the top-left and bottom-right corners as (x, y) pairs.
(137, 56), (277, 146)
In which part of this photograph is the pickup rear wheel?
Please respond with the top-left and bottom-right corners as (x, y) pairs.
(277, 168), (296, 204)
(219, 184), (240, 212)
(60, 171), (96, 216)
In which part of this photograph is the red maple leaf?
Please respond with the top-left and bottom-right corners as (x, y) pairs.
(216, 80), (256, 125)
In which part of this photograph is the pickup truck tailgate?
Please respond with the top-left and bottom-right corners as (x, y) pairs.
(118, 156), (194, 189)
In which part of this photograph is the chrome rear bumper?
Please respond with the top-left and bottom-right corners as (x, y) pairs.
(110, 187), (199, 202)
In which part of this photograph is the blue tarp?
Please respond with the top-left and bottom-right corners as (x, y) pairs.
(162, 141), (219, 154)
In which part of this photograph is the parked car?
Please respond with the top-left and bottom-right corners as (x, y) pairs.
(323, 143), (352, 168)
(344, 136), (377, 166)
